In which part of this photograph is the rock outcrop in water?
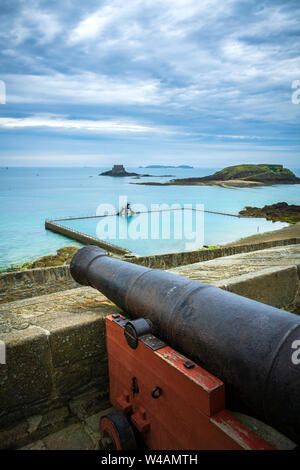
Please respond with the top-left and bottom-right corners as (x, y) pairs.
(28, 247), (79, 269)
(239, 202), (300, 224)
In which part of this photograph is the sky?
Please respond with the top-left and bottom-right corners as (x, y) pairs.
(0, 0), (299, 167)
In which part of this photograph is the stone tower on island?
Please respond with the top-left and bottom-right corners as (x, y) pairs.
(100, 165), (139, 177)
(111, 165), (126, 175)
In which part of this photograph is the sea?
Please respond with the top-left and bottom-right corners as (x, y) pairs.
(0, 166), (300, 269)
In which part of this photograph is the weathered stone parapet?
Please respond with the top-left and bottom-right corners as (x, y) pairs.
(0, 287), (119, 448)
(1, 237), (299, 304)
(0, 265), (79, 304)
(216, 265), (299, 313)
(169, 244), (300, 314)
(130, 237), (300, 269)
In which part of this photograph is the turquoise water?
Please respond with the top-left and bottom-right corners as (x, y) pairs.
(60, 210), (288, 256)
(0, 166), (299, 267)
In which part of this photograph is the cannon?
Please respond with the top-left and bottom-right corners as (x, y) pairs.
(70, 245), (300, 448)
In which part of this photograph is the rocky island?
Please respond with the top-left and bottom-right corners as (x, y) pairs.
(239, 202), (300, 224)
(100, 164), (145, 177)
(99, 164), (173, 178)
(134, 164), (300, 188)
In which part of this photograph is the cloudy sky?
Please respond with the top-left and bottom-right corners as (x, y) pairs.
(0, 0), (299, 167)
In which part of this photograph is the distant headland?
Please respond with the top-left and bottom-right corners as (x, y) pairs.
(134, 164), (300, 188)
(139, 165), (194, 169)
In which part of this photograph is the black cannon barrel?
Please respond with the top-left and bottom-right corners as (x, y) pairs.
(70, 245), (300, 444)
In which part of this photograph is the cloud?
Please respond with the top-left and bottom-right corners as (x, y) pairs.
(69, 5), (121, 44)
(241, 4), (300, 38)
(22, 8), (61, 44)
(3, 73), (167, 105)
(68, 0), (238, 45)
(0, 114), (169, 134)
(0, 0), (299, 165)
(0, 114), (292, 143)
(3, 68), (299, 128)
(0, 4), (62, 45)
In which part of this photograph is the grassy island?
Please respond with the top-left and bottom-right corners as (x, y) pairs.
(135, 164), (300, 188)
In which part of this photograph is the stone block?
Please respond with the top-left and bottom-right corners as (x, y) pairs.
(46, 315), (107, 367)
(222, 266), (298, 309)
(21, 439), (47, 450)
(84, 408), (114, 435)
(53, 362), (92, 396)
(0, 406), (73, 449)
(43, 423), (94, 450)
(26, 406), (70, 436)
(0, 420), (28, 450)
(69, 388), (110, 420)
(0, 327), (53, 413)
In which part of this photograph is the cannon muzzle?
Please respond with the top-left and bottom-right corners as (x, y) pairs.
(70, 245), (300, 444)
